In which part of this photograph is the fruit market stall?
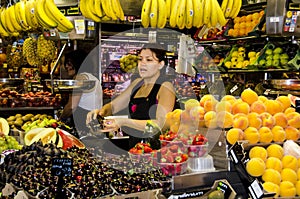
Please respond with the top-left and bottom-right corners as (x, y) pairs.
(1, 0), (300, 198)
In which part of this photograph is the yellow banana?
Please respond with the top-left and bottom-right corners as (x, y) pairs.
(157, 0), (167, 28)
(4, 7), (16, 32)
(221, 0), (228, 14)
(215, 0), (227, 26)
(112, 0), (125, 20)
(44, 0), (74, 32)
(169, 0), (180, 28)
(19, 0), (29, 28)
(185, 0), (193, 29)
(0, 8), (10, 37)
(81, 0), (101, 22)
(203, 0), (211, 25)
(176, 0), (186, 29)
(25, 0), (40, 30)
(224, 0), (233, 18)
(15, 1), (30, 30)
(210, 0), (218, 27)
(0, 8), (9, 33)
(101, 15), (112, 21)
(88, 0), (98, 15)
(166, 0), (171, 20)
(35, 0), (58, 29)
(149, 0), (158, 28)
(14, 2), (24, 28)
(192, 0), (203, 28)
(101, 0), (118, 20)
(230, 0), (242, 18)
(9, 4), (24, 32)
(94, 0), (104, 18)
(0, 21), (9, 37)
(141, 0), (152, 28)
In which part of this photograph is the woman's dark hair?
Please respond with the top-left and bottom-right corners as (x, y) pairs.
(64, 49), (88, 72)
(139, 43), (167, 63)
(139, 43), (177, 82)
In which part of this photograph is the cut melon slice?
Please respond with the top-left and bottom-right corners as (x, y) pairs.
(24, 128), (46, 145)
(28, 128), (57, 146)
(0, 118), (10, 135)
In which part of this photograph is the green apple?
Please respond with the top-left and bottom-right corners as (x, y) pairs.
(266, 59), (272, 67)
(273, 47), (283, 54)
(273, 54), (280, 60)
(266, 55), (273, 60)
(259, 59), (266, 66)
(280, 59), (289, 65)
(280, 53), (289, 60)
(272, 59), (280, 67)
(265, 49), (273, 55)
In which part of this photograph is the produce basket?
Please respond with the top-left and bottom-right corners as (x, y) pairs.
(185, 143), (209, 158)
(158, 160), (188, 176)
(269, 79), (300, 91)
(0, 78), (24, 87)
(44, 79), (96, 92)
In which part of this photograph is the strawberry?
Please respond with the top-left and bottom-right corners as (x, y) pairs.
(181, 154), (188, 162)
(166, 155), (174, 163)
(169, 144), (179, 152)
(144, 145), (152, 153)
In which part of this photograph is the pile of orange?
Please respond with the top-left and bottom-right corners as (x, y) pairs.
(246, 144), (300, 197)
(227, 10), (265, 37)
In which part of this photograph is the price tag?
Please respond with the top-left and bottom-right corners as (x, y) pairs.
(264, 89), (271, 95)
(230, 85), (239, 94)
(51, 158), (72, 177)
(217, 181), (232, 199)
(248, 179), (264, 199)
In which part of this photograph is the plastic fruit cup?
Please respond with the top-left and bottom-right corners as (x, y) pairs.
(128, 152), (153, 164)
(158, 160), (188, 176)
(186, 143), (208, 158)
(160, 140), (186, 152)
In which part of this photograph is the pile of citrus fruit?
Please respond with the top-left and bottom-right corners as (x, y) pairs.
(164, 88), (299, 145)
(227, 10), (265, 37)
(246, 143), (300, 197)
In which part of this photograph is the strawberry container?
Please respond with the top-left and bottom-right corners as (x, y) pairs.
(158, 160), (188, 176)
(186, 143), (209, 158)
(159, 140), (186, 153)
(128, 152), (154, 164)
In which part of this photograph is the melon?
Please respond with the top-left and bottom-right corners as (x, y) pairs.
(0, 118), (10, 135)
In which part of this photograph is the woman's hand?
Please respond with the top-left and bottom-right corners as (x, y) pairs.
(102, 119), (120, 131)
(86, 109), (101, 125)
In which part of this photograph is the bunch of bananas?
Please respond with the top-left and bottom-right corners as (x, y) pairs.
(119, 54), (139, 73)
(22, 37), (43, 66)
(34, 0), (74, 32)
(79, 0), (125, 22)
(141, 0), (242, 29)
(0, 0), (74, 37)
(141, 0), (167, 28)
(37, 34), (57, 61)
(221, 0), (242, 19)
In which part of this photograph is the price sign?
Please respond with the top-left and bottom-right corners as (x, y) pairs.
(51, 158), (73, 177)
(217, 181), (233, 198)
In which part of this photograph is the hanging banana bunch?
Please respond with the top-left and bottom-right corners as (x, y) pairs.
(79, 0), (125, 22)
(221, 0), (242, 19)
(141, 0), (242, 29)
